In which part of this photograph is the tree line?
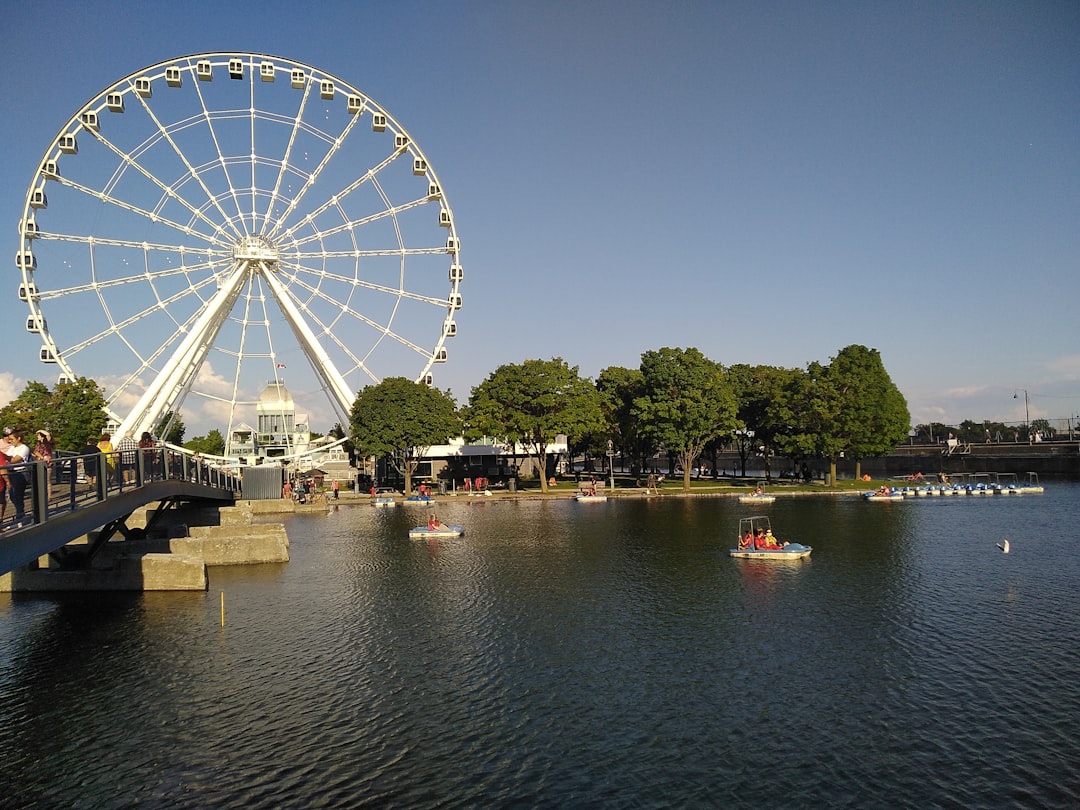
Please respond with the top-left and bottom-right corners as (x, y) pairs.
(349, 344), (911, 493)
(0, 343), (911, 493)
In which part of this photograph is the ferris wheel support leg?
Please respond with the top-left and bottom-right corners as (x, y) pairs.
(118, 262), (250, 439)
(261, 266), (355, 424)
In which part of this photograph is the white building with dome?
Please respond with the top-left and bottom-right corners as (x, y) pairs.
(226, 381), (311, 462)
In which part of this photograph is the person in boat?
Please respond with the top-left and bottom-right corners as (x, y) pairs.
(763, 529), (787, 549)
(739, 530), (753, 550)
(876, 485), (891, 496)
(753, 485), (764, 496)
(754, 528), (768, 549)
(427, 514), (446, 531)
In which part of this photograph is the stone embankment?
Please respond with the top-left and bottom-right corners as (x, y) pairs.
(1, 499), (295, 593)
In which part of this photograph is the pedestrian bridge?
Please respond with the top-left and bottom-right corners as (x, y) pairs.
(0, 448), (242, 577)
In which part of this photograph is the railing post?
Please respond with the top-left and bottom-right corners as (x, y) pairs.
(136, 448), (146, 487)
(32, 461), (49, 524)
(96, 453), (108, 501)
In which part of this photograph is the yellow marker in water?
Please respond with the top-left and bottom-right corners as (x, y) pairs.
(220, 591), (225, 627)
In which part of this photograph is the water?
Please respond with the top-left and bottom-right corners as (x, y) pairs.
(2, 486), (1079, 808)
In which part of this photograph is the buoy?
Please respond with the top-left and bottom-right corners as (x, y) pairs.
(996, 539), (1010, 554)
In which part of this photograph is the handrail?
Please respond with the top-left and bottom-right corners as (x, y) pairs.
(2, 447), (242, 533)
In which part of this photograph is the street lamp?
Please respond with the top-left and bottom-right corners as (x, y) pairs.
(607, 440), (615, 490)
(1014, 389), (1030, 444)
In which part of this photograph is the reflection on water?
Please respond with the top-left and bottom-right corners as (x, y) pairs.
(2, 486), (1080, 807)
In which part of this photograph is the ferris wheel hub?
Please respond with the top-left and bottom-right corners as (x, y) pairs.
(232, 236), (279, 264)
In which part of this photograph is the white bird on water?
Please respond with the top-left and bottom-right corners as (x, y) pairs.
(996, 539), (1011, 554)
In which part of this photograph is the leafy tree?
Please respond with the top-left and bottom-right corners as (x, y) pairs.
(0, 381), (52, 437)
(185, 429), (225, 456)
(350, 377), (461, 494)
(156, 410), (186, 445)
(466, 358), (603, 493)
(729, 363), (807, 479)
(50, 377), (109, 451)
(0, 377), (107, 451)
(597, 365), (653, 474)
(632, 347), (739, 491)
(808, 345), (910, 482)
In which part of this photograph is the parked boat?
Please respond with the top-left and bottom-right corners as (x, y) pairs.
(575, 493), (608, 502)
(1018, 472), (1045, 494)
(372, 488), (398, 507)
(409, 523), (464, 538)
(729, 516), (811, 560)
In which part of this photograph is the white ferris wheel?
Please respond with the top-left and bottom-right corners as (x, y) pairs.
(16, 52), (462, 453)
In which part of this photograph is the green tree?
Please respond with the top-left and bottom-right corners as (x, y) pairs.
(0, 377), (107, 451)
(156, 410), (186, 445)
(823, 345), (910, 480)
(0, 381), (52, 437)
(597, 365), (653, 474)
(729, 364), (807, 479)
(349, 377), (461, 494)
(466, 358), (603, 493)
(632, 347), (739, 491)
(185, 429), (225, 456)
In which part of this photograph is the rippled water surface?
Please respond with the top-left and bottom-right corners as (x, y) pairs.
(3, 485), (1080, 807)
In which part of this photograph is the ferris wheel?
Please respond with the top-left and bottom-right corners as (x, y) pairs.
(16, 52), (462, 447)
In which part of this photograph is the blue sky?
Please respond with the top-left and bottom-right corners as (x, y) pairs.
(2, 0), (1078, 436)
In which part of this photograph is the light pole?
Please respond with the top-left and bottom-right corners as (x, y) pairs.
(607, 440), (615, 490)
(1014, 389), (1030, 443)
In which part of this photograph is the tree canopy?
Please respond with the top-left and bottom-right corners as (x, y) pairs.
(350, 377), (461, 494)
(466, 358), (603, 493)
(0, 377), (107, 451)
(184, 429), (225, 456)
(632, 347), (739, 490)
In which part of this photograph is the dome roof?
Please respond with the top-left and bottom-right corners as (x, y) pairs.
(257, 381), (294, 410)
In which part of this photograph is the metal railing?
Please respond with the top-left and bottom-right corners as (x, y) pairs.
(2, 447), (243, 533)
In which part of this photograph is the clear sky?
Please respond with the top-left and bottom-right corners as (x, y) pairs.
(2, 0), (1078, 436)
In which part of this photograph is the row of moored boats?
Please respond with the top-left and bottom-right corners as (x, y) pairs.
(863, 472), (1044, 500)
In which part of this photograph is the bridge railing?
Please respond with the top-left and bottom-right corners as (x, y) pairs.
(2, 447), (243, 533)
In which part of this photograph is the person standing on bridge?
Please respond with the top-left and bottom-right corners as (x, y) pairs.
(3, 428), (31, 526)
(97, 433), (115, 489)
(32, 429), (55, 501)
(117, 432), (138, 486)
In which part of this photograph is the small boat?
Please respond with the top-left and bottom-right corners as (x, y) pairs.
(405, 495), (436, 507)
(992, 473), (1020, 495)
(738, 484), (776, 504)
(409, 524), (464, 538)
(862, 489), (904, 502)
(372, 488), (398, 507)
(1018, 472), (1044, 494)
(730, 516), (811, 560)
(575, 493), (608, 502)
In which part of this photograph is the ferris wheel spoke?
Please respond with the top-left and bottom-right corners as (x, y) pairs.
(83, 126), (239, 240)
(284, 260), (449, 310)
(261, 99), (364, 243)
(182, 79), (251, 238)
(273, 149), (405, 244)
(285, 194), (435, 250)
(59, 275), (221, 360)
